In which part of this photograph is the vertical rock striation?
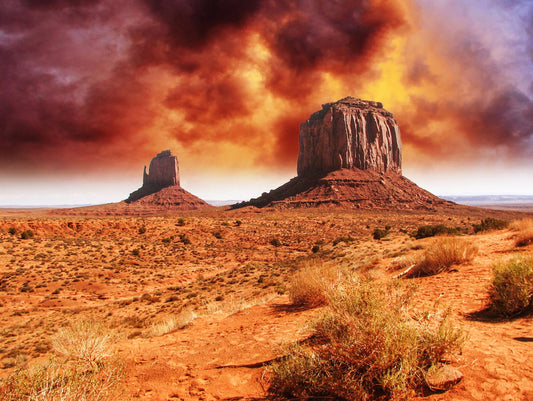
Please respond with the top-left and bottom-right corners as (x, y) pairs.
(143, 150), (180, 188)
(297, 97), (402, 176)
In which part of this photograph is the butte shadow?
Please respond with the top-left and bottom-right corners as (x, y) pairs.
(234, 97), (458, 211)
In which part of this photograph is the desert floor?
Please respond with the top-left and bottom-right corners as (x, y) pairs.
(0, 205), (532, 400)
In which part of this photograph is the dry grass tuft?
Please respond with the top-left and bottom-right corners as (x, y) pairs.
(146, 310), (197, 337)
(51, 320), (116, 365)
(406, 237), (477, 278)
(510, 218), (533, 247)
(489, 257), (533, 317)
(289, 262), (340, 307)
(0, 357), (123, 401)
(270, 279), (464, 400)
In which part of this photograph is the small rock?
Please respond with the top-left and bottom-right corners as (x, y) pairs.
(426, 364), (464, 391)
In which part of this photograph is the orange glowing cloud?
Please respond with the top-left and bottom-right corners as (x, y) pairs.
(0, 0), (531, 181)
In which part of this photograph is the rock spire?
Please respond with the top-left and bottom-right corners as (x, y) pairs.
(143, 149), (179, 188)
(126, 150), (208, 209)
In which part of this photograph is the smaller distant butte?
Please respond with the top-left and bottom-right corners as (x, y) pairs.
(125, 150), (209, 210)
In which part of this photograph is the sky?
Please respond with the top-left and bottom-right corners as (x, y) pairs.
(0, 0), (532, 205)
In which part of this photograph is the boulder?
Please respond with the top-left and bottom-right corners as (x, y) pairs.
(425, 364), (464, 392)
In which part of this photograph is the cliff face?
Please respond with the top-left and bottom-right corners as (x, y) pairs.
(143, 150), (179, 188)
(297, 97), (402, 176)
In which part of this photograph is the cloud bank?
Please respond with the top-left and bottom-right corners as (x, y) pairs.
(0, 0), (531, 177)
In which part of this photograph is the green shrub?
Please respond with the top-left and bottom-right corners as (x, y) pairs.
(311, 245), (320, 253)
(489, 257), (533, 317)
(8, 227), (17, 235)
(373, 228), (389, 240)
(138, 226), (146, 234)
(270, 238), (281, 247)
(176, 218), (186, 226)
(271, 279), (464, 399)
(412, 225), (459, 239)
(19, 230), (34, 240)
(212, 231), (222, 239)
(179, 234), (191, 245)
(473, 218), (509, 233)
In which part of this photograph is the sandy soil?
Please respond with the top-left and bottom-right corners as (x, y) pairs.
(0, 206), (532, 400)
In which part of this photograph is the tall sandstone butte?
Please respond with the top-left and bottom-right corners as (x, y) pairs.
(236, 97), (454, 210)
(143, 150), (179, 188)
(126, 150), (208, 209)
(297, 97), (402, 176)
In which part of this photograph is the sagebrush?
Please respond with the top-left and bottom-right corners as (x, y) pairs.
(51, 320), (115, 364)
(489, 257), (533, 317)
(289, 262), (340, 307)
(510, 218), (533, 247)
(271, 279), (464, 400)
(472, 218), (508, 233)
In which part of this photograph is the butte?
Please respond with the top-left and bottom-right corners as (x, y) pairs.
(235, 97), (456, 210)
(125, 150), (209, 210)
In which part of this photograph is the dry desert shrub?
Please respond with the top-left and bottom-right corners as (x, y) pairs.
(406, 237), (477, 277)
(146, 310), (197, 337)
(510, 218), (533, 247)
(412, 224), (459, 239)
(270, 279), (464, 400)
(289, 262), (340, 307)
(51, 320), (116, 365)
(472, 218), (509, 233)
(489, 257), (533, 317)
(0, 357), (123, 401)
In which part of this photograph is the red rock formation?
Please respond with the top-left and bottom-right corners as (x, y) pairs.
(238, 169), (453, 210)
(127, 186), (209, 210)
(143, 150), (179, 188)
(126, 150), (209, 209)
(297, 97), (401, 176)
(236, 97), (455, 210)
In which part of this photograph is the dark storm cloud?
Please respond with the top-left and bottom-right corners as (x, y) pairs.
(400, 90), (533, 162)
(2, 0), (530, 174)
(402, 23), (533, 161)
(0, 0), (150, 169)
(141, 0), (263, 49)
(270, 0), (405, 71)
(133, 0), (408, 153)
(262, 0), (406, 98)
